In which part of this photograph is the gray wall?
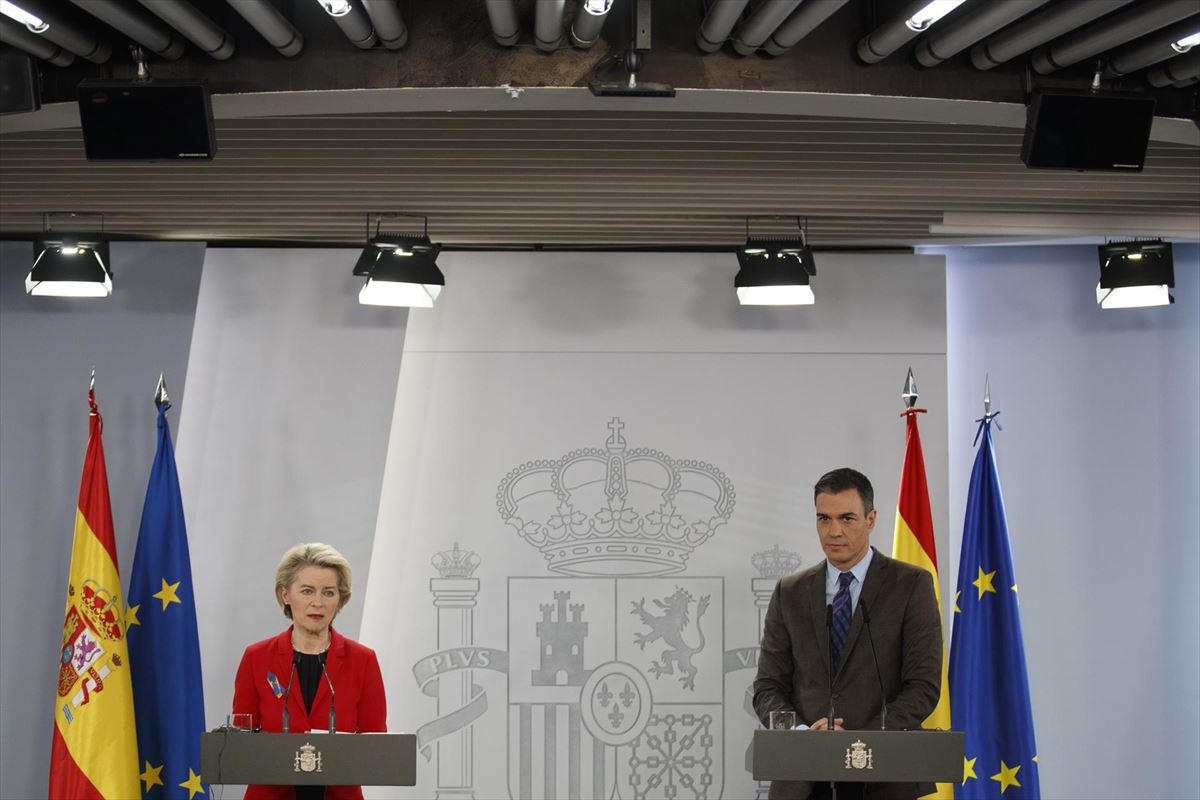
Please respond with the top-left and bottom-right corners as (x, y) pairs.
(175, 248), (408, 741)
(0, 240), (206, 800)
(944, 243), (1200, 799)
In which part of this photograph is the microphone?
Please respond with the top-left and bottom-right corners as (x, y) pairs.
(281, 651), (300, 734)
(319, 652), (336, 734)
(825, 603), (836, 731)
(858, 598), (888, 731)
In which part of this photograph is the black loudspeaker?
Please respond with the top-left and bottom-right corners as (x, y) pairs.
(77, 80), (216, 161)
(1021, 91), (1156, 172)
(0, 49), (40, 115)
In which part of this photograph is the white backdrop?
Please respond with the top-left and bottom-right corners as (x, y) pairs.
(359, 251), (948, 800)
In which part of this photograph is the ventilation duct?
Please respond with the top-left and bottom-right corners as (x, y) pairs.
(571, 0), (614, 49)
(1031, 0), (1198, 74)
(971, 0), (1133, 70)
(68, 0), (184, 60)
(16, 0), (110, 63)
(1103, 16), (1200, 77)
(731, 0), (802, 56)
(696, 0), (750, 53)
(915, 0), (1049, 67)
(0, 16), (73, 65)
(535, 0), (565, 52)
(362, 0), (407, 50)
(763, 0), (850, 57)
(225, 0), (303, 57)
(1146, 49), (1200, 86)
(485, 0), (519, 46)
(137, 0), (234, 60)
(319, 0), (377, 49)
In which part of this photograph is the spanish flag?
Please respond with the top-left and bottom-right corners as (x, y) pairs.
(892, 401), (953, 800)
(49, 383), (139, 799)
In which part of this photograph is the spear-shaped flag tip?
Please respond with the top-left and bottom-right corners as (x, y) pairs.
(983, 374), (992, 416)
(154, 373), (170, 409)
(902, 367), (919, 409)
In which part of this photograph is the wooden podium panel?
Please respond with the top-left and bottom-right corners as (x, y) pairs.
(201, 731), (417, 786)
(752, 729), (963, 783)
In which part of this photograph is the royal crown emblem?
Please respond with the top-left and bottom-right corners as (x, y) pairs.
(496, 418), (735, 576)
(78, 579), (124, 641)
(432, 542), (482, 579)
(294, 742), (322, 773)
(751, 545), (803, 579)
(845, 739), (873, 770)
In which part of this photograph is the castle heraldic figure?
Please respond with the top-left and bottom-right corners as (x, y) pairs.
(753, 468), (942, 800)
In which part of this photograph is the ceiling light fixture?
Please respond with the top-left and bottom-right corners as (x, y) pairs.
(735, 217), (817, 306)
(354, 213), (444, 307)
(1171, 31), (1200, 53)
(0, 0), (47, 32)
(904, 0), (967, 32)
(318, 0), (353, 18)
(25, 213), (111, 298)
(1096, 240), (1174, 309)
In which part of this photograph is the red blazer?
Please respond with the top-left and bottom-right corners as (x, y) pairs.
(232, 626), (387, 800)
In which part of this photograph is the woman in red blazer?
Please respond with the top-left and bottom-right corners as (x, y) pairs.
(232, 543), (387, 800)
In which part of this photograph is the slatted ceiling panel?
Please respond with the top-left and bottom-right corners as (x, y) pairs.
(1, 111), (1197, 247)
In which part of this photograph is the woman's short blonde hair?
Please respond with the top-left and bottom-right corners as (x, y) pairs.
(274, 542), (353, 619)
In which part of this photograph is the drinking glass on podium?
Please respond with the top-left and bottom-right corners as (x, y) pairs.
(769, 710), (796, 730)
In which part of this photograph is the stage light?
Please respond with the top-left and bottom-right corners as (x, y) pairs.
(735, 238), (816, 306)
(904, 0), (966, 32)
(26, 236), (112, 297)
(0, 0), (47, 33)
(1096, 240), (1174, 309)
(354, 215), (444, 307)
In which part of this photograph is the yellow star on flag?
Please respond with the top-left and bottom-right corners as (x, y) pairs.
(954, 590), (962, 613)
(962, 756), (978, 785)
(991, 760), (1022, 794)
(972, 566), (997, 600)
(179, 768), (205, 799)
(139, 761), (164, 791)
(153, 578), (182, 611)
(125, 603), (141, 628)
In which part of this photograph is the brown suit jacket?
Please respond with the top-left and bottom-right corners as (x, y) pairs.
(753, 548), (942, 800)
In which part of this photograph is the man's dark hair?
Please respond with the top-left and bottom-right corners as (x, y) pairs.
(813, 467), (875, 514)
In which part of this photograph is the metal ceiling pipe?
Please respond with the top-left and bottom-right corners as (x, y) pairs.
(16, 0), (111, 63)
(570, 0), (614, 49)
(971, 0), (1132, 70)
(362, 0), (407, 49)
(137, 0), (234, 60)
(857, 0), (965, 64)
(319, 0), (377, 49)
(0, 17), (74, 66)
(732, 0), (802, 56)
(915, 0), (1048, 67)
(1146, 48), (1200, 86)
(763, 0), (850, 57)
(535, 0), (565, 52)
(1031, 0), (1197, 75)
(225, 0), (303, 56)
(68, 0), (185, 60)
(696, 0), (750, 53)
(484, 0), (519, 47)
(1172, 75), (1199, 87)
(1103, 16), (1200, 77)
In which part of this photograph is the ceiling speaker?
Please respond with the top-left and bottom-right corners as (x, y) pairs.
(1021, 91), (1156, 172)
(77, 80), (216, 161)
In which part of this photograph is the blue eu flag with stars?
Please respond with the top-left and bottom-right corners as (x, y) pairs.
(127, 399), (207, 799)
(949, 414), (1040, 798)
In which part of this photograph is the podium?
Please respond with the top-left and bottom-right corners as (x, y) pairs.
(201, 731), (417, 786)
(752, 729), (963, 783)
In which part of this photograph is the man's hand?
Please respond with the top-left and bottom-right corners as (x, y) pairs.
(808, 717), (844, 731)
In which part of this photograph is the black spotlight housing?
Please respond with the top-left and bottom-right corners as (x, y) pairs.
(26, 236), (112, 297)
(735, 238), (817, 305)
(354, 235), (445, 307)
(1096, 240), (1174, 309)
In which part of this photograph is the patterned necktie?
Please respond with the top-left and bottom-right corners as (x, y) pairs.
(830, 571), (855, 672)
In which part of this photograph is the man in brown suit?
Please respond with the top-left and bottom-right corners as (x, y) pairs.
(753, 468), (942, 800)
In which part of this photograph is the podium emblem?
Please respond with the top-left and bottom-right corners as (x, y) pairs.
(294, 742), (323, 773)
(844, 740), (873, 771)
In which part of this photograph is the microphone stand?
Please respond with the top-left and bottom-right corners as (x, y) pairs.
(859, 599), (888, 731)
(281, 651), (299, 734)
(826, 604), (837, 800)
(319, 652), (336, 733)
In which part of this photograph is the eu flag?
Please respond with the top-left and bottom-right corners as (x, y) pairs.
(949, 414), (1040, 799)
(127, 394), (207, 799)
